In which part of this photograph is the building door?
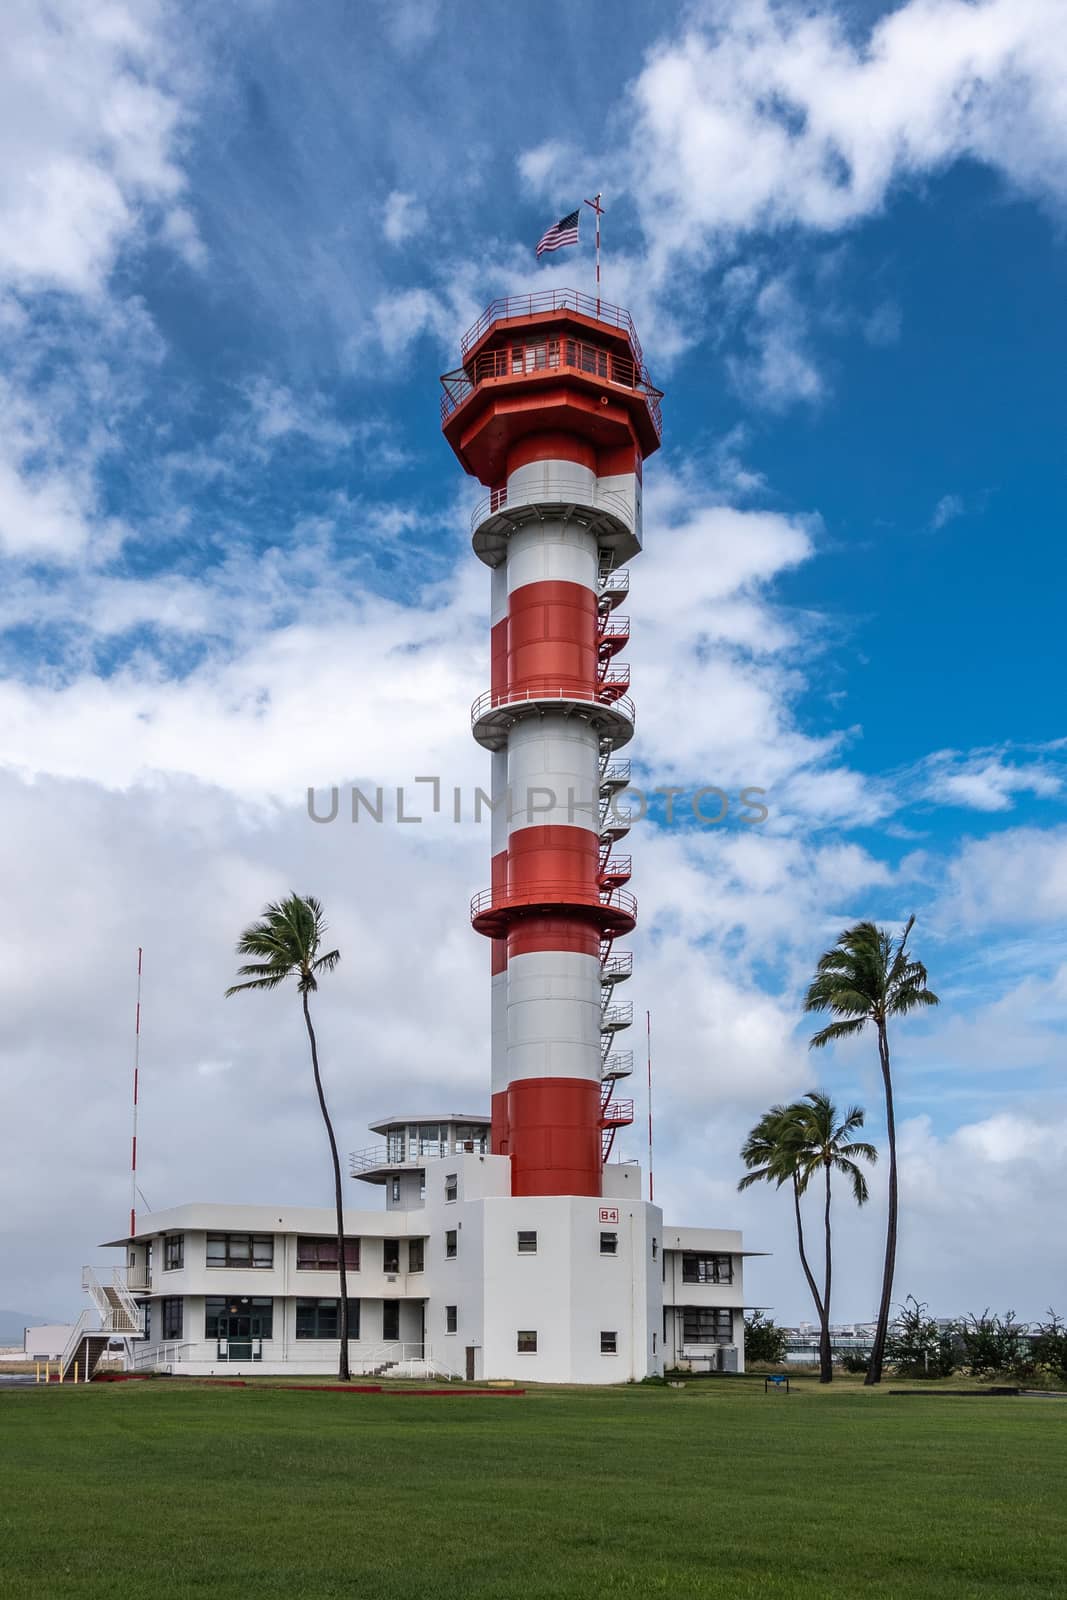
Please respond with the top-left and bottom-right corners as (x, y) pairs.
(220, 1312), (253, 1361)
(465, 1345), (475, 1382)
(382, 1300), (400, 1341)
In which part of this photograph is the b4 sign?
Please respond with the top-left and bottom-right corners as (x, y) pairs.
(598, 1206), (619, 1224)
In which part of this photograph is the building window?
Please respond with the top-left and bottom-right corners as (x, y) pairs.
(206, 1233), (274, 1269)
(163, 1235), (184, 1271)
(652, 1332), (657, 1355)
(296, 1236), (360, 1272)
(682, 1307), (734, 1344)
(445, 1305), (457, 1334)
(295, 1299), (360, 1340)
(383, 1300), (400, 1341)
(445, 1173), (458, 1202)
(383, 1239), (400, 1273)
(600, 1231), (618, 1256)
(138, 1299), (151, 1342)
(445, 1230), (458, 1259)
(651, 1238), (658, 1261)
(517, 1330), (537, 1354)
(390, 1177), (401, 1203)
(204, 1297), (274, 1339)
(681, 1253), (733, 1285)
(408, 1238), (425, 1273)
(517, 1230), (537, 1254)
(600, 1330), (617, 1355)
(160, 1298), (183, 1341)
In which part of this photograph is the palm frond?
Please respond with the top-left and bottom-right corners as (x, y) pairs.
(809, 1015), (868, 1050)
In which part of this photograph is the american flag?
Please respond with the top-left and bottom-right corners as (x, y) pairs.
(536, 208), (580, 257)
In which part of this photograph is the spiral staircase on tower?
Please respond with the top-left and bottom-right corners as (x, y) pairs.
(597, 552), (636, 1162)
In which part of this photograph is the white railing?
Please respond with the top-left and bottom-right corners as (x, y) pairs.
(59, 1311), (90, 1378)
(350, 1138), (488, 1175)
(81, 1265), (144, 1335)
(348, 1342), (447, 1378)
(110, 1267), (146, 1332)
(471, 684), (636, 729)
(471, 479), (635, 539)
(130, 1341), (193, 1372)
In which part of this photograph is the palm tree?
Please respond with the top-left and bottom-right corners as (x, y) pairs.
(804, 916), (939, 1385)
(739, 1095), (875, 1383)
(739, 1104), (827, 1372)
(226, 894), (349, 1380)
(793, 1091), (877, 1383)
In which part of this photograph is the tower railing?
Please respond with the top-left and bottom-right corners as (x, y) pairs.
(471, 684), (635, 726)
(442, 334), (662, 438)
(471, 882), (636, 923)
(470, 478), (635, 540)
(461, 288), (646, 366)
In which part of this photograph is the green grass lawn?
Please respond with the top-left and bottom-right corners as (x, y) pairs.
(2, 1377), (1065, 1599)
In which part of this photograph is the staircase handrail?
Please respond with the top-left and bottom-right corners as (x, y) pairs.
(59, 1311), (91, 1376)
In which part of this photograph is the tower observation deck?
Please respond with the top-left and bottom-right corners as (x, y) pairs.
(441, 289), (662, 1198)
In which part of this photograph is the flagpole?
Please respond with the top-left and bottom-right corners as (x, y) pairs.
(584, 193), (604, 315)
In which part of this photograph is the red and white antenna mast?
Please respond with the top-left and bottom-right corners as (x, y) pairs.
(129, 947), (143, 1237)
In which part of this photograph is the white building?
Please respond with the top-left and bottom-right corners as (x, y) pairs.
(89, 1113), (752, 1382)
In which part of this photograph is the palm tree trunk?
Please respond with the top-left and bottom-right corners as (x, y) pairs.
(866, 1019), (898, 1386)
(791, 1174), (825, 1326)
(819, 1161), (833, 1383)
(302, 990), (350, 1381)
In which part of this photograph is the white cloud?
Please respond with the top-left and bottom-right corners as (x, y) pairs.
(915, 748), (1064, 812)
(940, 825), (1067, 928)
(382, 190), (427, 245)
(931, 492), (965, 529)
(625, 0), (1067, 265)
(243, 378), (352, 450)
(723, 273), (825, 410)
(0, 0), (194, 297)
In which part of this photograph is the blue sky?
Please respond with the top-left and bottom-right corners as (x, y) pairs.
(2, 0), (1066, 1325)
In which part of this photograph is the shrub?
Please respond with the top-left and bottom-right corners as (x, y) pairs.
(886, 1295), (955, 1378)
(1031, 1311), (1067, 1385)
(956, 1309), (1034, 1380)
(744, 1310), (787, 1365)
(838, 1350), (870, 1375)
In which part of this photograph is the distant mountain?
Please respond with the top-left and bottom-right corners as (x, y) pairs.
(0, 1310), (64, 1344)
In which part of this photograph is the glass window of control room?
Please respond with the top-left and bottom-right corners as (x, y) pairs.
(163, 1234), (184, 1271)
(681, 1253), (733, 1285)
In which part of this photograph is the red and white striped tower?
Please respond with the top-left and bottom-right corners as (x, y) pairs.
(442, 291), (662, 1198)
